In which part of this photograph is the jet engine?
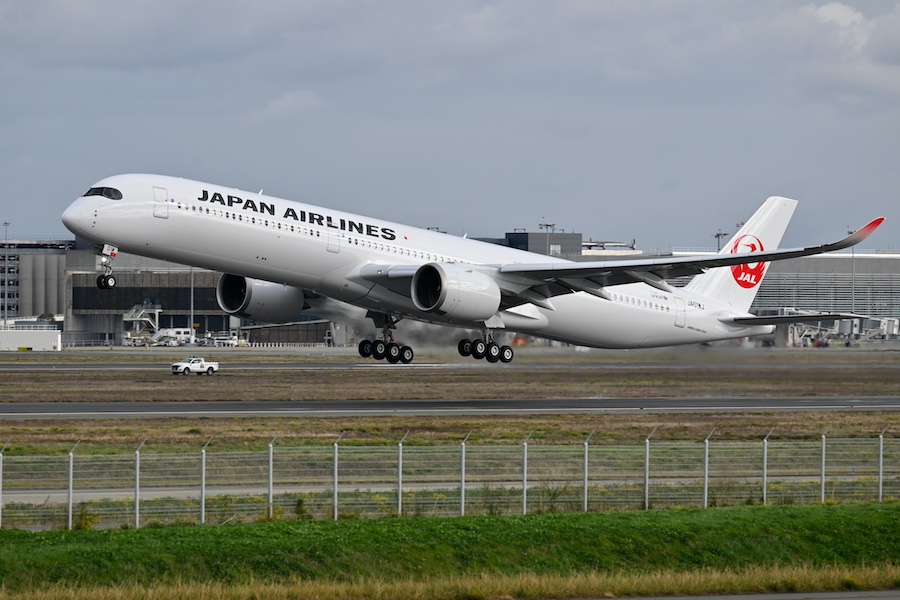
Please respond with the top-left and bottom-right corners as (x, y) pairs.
(216, 274), (306, 324)
(411, 263), (501, 322)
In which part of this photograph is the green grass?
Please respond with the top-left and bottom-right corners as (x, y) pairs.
(0, 503), (897, 593)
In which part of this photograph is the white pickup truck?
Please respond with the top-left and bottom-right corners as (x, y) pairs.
(170, 356), (220, 375)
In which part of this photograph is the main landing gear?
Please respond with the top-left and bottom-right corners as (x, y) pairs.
(457, 330), (514, 363)
(94, 244), (119, 289)
(357, 313), (414, 364)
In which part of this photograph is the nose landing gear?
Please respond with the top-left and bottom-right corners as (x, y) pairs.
(94, 244), (119, 289)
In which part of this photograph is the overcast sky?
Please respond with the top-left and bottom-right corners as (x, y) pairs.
(2, 1), (898, 251)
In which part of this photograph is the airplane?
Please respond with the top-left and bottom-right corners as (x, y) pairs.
(62, 174), (883, 364)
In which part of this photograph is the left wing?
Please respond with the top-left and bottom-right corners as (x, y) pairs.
(496, 217), (884, 299)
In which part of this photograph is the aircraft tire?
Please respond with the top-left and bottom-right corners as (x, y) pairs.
(458, 339), (472, 357)
(399, 346), (414, 364)
(372, 340), (387, 360)
(97, 275), (107, 289)
(499, 345), (514, 363)
(104, 275), (117, 289)
(358, 339), (373, 358)
(471, 339), (487, 359)
(386, 343), (401, 363)
(486, 342), (501, 362)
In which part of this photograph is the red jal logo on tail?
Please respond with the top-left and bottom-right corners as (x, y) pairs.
(730, 235), (766, 289)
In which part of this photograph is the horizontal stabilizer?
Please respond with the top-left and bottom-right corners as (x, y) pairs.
(721, 313), (870, 326)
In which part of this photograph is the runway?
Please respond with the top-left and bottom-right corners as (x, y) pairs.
(2, 395), (900, 420)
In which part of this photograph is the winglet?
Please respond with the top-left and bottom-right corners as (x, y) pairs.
(849, 217), (884, 244)
(826, 217), (885, 252)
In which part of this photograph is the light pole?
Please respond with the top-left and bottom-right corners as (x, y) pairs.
(2, 221), (8, 330)
(848, 226), (855, 315)
(538, 220), (555, 256)
(713, 229), (729, 252)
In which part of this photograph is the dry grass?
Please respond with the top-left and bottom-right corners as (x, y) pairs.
(4, 410), (900, 456)
(1, 564), (898, 600)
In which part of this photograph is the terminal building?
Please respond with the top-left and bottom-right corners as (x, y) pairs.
(1, 229), (898, 350)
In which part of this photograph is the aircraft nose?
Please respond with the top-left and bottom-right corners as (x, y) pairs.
(61, 199), (88, 236)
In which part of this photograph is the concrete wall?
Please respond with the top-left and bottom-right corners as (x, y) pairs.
(0, 329), (62, 351)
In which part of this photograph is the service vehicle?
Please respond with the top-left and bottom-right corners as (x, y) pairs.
(170, 356), (219, 375)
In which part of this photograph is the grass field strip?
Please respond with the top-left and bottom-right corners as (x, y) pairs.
(0, 436), (897, 530)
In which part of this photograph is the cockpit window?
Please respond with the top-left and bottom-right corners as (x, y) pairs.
(83, 187), (123, 200)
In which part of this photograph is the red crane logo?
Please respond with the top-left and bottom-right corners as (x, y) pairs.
(730, 235), (766, 289)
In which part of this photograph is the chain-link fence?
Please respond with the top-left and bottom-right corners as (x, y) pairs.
(0, 434), (897, 530)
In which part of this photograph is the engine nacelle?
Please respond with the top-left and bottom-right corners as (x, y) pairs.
(216, 274), (306, 324)
(411, 263), (501, 322)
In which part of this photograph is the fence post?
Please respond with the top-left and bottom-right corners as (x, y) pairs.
(201, 438), (212, 525)
(333, 432), (345, 521)
(67, 441), (80, 531)
(820, 427), (830, 503)
(879, 426), (888, 503)
(460, 432), (471, 517)
(135, 440), (145, 529)
(583, 431), (594, 513)
(268, 437), (277, 520)
(644, 429), (656, 510)
(0, 443), (7, 529)
(703, 429), (715, 509)
(397, 431), (409, 516)
(522, 432), (532, 515)
(762, 429), (774, 505)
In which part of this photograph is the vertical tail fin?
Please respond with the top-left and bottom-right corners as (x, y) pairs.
(684, 196), (797, 312)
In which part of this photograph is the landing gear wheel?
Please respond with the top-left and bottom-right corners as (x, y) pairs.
(399, 346), (414, 364)
(485, 342), (501, 362)
(471, 339), (487, 360)
(386, 343), (401, 364)
(358, 339), (373, 358)
(458, 339), (472, 357)
(499, 345), (514, 363)
(372, 340), (387, 360)
(97, 274), (116, 289)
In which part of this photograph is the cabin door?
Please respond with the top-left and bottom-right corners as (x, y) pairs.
(152, 186), (169, 219)
(674, 296), (686, 328)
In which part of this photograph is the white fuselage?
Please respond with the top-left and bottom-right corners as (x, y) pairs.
(62, 174), (771, 348)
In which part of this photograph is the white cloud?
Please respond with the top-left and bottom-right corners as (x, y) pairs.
(250, 90), (326, 123)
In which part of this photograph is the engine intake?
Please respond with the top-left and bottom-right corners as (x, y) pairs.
(411, 263), (501, 322)
(216, 274), (306, 324)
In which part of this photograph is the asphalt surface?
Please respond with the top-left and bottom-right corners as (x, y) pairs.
(2, 395), (900, 420)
